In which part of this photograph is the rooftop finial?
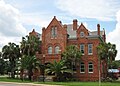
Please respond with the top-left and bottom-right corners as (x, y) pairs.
(54, 16), (56, 18)
(32, 29), (35, 32)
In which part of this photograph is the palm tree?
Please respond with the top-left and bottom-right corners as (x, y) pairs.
(0, 52), (2, 58)
(97, 42), (117, 79)
(62, 45), (82, 72)
(107, 43), (117, 64)
(20, 55), (41, 80)
(20, 35), (41, 80)
(45, 60), (72, 81)
(0, 58), (5, 75)
(2, 42), (21, 78)
(20, 35), (41, 56)
(97, 42), (117, 67)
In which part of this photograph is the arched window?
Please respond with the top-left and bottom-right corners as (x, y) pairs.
(88, 62), (93, 73)
(80, 62), (85, 73)
(55, 46), (60, 54)
(48, 46), (52, 54)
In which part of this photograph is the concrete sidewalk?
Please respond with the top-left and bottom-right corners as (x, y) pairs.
(0, 82), (61, 86)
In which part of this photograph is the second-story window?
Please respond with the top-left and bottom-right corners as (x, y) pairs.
(48, 46), (52, 54)
(55, 46), (60, 54)
(80, 32), (84, 37)
(88, 44), (93, 55)
(51, 26), (57, 38)
(80, 44), (84, 55)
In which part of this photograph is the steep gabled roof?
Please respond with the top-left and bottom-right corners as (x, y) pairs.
(66, 24), (78, 38)
(89, 31), (104, 36)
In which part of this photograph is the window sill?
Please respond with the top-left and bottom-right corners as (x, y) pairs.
(82, 54), (85, 55)
(80, 72), (85, 73)
(88, 72), (93, 73)
(88, 53), (93, 55)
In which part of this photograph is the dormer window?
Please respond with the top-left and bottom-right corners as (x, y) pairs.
(51, 26), (57, 38)
(80, 32), (84, 37)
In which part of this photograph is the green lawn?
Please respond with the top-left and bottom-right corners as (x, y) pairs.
(36, 82), (120, 86)
(0, 77), (120, 86)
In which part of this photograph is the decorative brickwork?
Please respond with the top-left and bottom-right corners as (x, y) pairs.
(30, 16), (107, 81)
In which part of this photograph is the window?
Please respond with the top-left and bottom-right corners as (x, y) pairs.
(72, 62), (76, 72)
(80, 44), (84, 55)
(80, 62), (85, 73)
(51, 26), (57, 38)
(88, 44), (93, 55)
(55, 46), (60, 54)
(80, 32), (84, 37)
(88, 62), (93, 73)
(48, 46), (52, 54)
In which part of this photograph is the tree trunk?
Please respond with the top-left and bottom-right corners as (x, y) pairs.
(28, 69), (33, 81)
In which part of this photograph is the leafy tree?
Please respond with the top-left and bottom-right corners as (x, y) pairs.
(45, 60), (72, 81)
(111, 60), (120, 69)
(107, 43), (117, 64)
(0, 51), (2, 57)
(20, 55), (40, 80)
(20, 35), (41, 56)
(97, 42), (117, 79)
(20, 35), (41, 80)
(0, 58), (5, 75)
(97, 42), (117, 67)
(62, 45), (82, 71)
(2, 42), (21, 78)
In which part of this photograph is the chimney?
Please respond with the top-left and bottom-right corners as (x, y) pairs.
(32, 29), (35, 32)
(59, 21), (62, 24)
(73, 19), (78, 30)
(103, 28), (106, 42)
(42, 27), (45, 33)
(63, 24), (67, 29)
(97, 24), (100, 35)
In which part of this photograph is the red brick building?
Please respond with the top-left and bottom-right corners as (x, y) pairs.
(30, 16), (107, 81)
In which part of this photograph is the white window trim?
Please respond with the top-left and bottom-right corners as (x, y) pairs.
(55, 46), (60, 54)
(48, 46), (52, 54)
(80, 32), (85, 37)
(88, 62), (93, 73)
(80, 62), (85, 73)
(51, 26), (57, 38)
(88, 44), (93, 55)
(80, 44), (85, 55)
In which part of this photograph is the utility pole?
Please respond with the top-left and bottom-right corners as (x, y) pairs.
(43, 54), (45, 82)
(98, 57), (101, 86)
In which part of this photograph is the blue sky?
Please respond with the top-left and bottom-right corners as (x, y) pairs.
(0, 0), (120, 60)
(3, 0), (117, 33)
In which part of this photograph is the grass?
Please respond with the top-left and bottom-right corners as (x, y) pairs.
(36, 81), (120, 86)
(0, 77), (31, 83)
(0, 77), (120, 86)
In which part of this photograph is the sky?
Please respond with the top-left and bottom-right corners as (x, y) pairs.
(0, 0), (120, 60)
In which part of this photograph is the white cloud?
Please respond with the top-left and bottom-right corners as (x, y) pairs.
(0, 0), (27, 37)
(0, 35), (21, 51)
(107, 10), (120, 60)
(56, 0), (120, 21)
(0, 0), (27, 50)
(21, 13), (50, 28)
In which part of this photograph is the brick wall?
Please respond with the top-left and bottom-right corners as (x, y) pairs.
(33, 16), (107, 81)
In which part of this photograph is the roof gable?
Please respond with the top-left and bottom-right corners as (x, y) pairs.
(77, 23), (89, 36)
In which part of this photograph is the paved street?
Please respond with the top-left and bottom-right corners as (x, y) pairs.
(0, 82), (60, 86)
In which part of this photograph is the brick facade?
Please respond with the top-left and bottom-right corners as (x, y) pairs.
(30, 16), (107, 81)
